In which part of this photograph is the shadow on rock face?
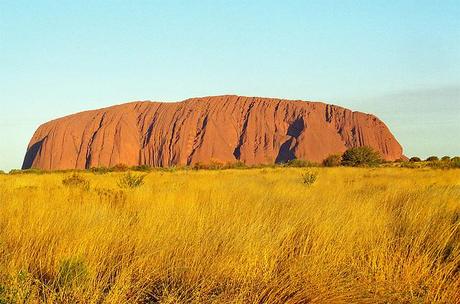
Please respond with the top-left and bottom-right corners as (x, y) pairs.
(22, 137), (46, 169)
(275, 117), (305, 164)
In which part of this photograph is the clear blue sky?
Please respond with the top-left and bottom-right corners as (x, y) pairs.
(1, 1), (459, 170)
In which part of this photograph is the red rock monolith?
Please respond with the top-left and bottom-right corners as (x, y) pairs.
(23, 95), (403, 170)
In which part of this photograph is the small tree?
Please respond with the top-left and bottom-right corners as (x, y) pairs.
(452, 157), (460, 168)
(441, 156), (451, 162)
(409, 157), (422, 162)
(341, 146), (382, 167)
(322, 154), (342, 167)
(425, 156), (439, 162)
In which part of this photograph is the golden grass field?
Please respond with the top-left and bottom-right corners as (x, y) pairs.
(0, 167), (459, 303)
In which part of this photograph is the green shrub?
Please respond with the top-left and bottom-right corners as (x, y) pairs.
(322, 154), (342, 167)
(192, 162), (207, 170)
(8, 169), (22, 175)
(90, 167), (111, 174)
(426, 156), (439, 162)
(62, 174), (90, 190)
(341, 146), (383, 167)
(207, 161), (225, 170)
(400, 161), (420, 168)
(301, 170), (318, 186)
(450, 157), (460, 168)
(131, 165), (152, 172)
(441, 156), (451, 162)
(285, 159), (318, 168)
(117, 172), (146, 189)
(409, 157), (421, 162)
(112, 164), (129, 172)
(8, 169), (44, 175)
(191, 161), (229, 170)
(159, 166), (180, 172)
(225, 161), (247, 169)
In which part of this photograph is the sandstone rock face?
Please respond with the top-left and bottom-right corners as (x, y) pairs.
(23, 95), (403, 170)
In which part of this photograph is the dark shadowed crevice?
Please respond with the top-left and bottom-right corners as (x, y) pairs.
(22, 137), (47, 169)
(286, 117), (304, 137)
(85, 113), (107, 169)
(187, 115), (209, 165)
(233, 101), (255, 160)
(275, 117), (305, 163)
(275, 138), (296, 163)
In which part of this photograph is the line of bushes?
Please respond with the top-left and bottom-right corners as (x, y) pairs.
(410, 156), (460, 163)
(6, 148), (459, 174)
(404, 155), (460, 169)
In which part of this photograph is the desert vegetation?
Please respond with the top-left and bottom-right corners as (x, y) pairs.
(426, 156), (440, 162)
(341, 146), (383, 167)
(322, 154), (342, 167)
(0, 167), (459, 303)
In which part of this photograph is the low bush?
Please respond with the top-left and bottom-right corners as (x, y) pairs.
(322, 154), (342, 167)
(409, 157), (422, 162)
(341, 146), (382, 167)
(192, 161), (245, 170)
(90, 164), (133, 173)
(8, 169), (44, 175)
(158, 166), (181, 172)
(284, 159), (318, 168)
(90, 167), (111, 174)
(8, 169), (22, 175)
(225, 161), (247, 169)
(117, 172), (146, 189)
(400, 161), (420, 168)
(62, 174), (90, 190)
(452, 157), (460, 168)
(301, 170), (318, 186)
(112, 164), (130, 172)
(131, 165), (152, 172)
(425, 156), (439, 162)
(441, 156), (451, 162)
(207, 161), (225, 170)
(192, 162), (208, 170)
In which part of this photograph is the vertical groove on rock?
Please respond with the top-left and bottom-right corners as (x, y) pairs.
(85, 113), (107, 169)
(233, 100), (256, 160)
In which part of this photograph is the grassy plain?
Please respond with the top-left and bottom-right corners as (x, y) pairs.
(0, 167), (459, 303)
